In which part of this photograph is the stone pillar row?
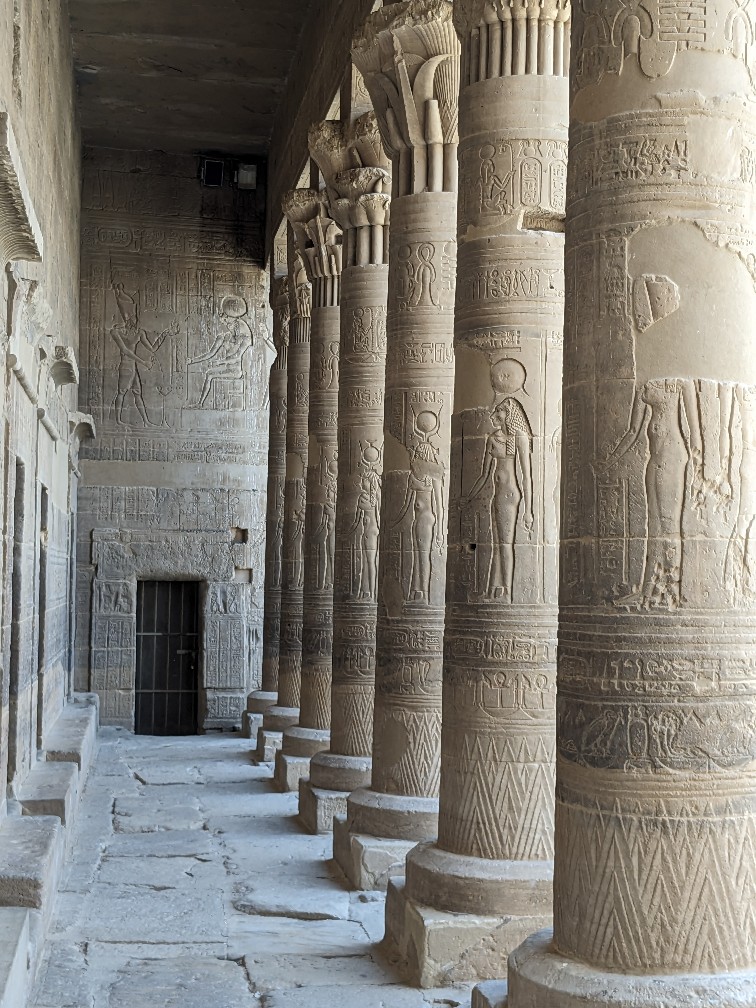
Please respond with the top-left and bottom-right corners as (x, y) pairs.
(275, 194), (343, 792)
(254, 1), (756, 1003)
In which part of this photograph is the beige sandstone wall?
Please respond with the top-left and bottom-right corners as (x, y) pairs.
(76, 147), (271, 730)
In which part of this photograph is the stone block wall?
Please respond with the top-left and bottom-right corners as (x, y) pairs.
(76, 147), (271, 730)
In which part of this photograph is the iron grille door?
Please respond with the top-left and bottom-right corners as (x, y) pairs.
(135, 581), (199, 735)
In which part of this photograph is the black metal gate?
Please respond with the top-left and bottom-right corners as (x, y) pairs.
(135, 581), (199, 735)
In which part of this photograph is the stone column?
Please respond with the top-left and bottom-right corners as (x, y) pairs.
(275, 196), (343, 792)
(258, 214), (313, 758)
(300, 112), (392, 834)
(334, 0), (460, 891)
(384, 0), (568, 985)
(245, 278), (290, 746)
(508, 5), (756, 1007)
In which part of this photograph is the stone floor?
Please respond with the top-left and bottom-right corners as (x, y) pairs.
(28, 729), (473, 1008)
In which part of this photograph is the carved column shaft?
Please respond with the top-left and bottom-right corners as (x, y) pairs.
(256, 279), (290, 710)
(309, 114), (392, 797)
(510, 3), (756, 1006)
(347, 0), (460, 843)
(287, 205), (342, 758)
(265, 229), (312, 730)
(405, 0), (567, 910)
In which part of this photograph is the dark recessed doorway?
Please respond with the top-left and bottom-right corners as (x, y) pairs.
(135, 580), (199, 735)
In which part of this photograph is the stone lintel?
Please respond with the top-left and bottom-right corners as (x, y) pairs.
(333, 814), (416, 892)
(298, 779), (348, 835)
(273, 752), (311, 793)
(255, 728), (283, 763)
(383, 878), (550, 988)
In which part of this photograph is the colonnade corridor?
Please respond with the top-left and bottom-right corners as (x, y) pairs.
(28, 732), (471, 1008)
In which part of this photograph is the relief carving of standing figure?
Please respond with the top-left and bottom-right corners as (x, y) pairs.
(394, 411), (445, 604)
(349, 442), (382, 601)
(465, 359), (534, 603)
(314, 449), (338, 590)
(600, 378), (703, 610)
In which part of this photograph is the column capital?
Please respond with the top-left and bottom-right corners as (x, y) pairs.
(352, 0), (460, 196)
(332, 170), (391, 232)
(282, 188), (343, 286)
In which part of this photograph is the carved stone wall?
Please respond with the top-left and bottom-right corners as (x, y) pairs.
(0, 0), (83, 804)
(77, 147), (270, 729)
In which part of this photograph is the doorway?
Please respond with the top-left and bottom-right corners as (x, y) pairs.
(135, 581), (199, 735)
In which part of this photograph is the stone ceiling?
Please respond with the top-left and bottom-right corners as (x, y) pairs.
(69, 0), (316, 155)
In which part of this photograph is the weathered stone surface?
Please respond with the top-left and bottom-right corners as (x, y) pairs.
(0, 909), (31, 1008)
(333, 815), (416, 893)
(18, 761), (79, 826)
(255, 728), (283, 763)
(107, 957), (255, 1008)
(472, 980), (508, 1008)
(383, 878), (548, 988)
(43, 695), (99, 782)
(298, 780), (348, 835)
(0, 817), (65, 916)
(272, 752), (311, 794)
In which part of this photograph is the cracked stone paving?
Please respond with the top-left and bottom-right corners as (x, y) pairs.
(28, 730), (473, 1008)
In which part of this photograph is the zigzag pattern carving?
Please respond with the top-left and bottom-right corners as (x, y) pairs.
(440, 733), (555, 859)
(555, 800), (756, 972)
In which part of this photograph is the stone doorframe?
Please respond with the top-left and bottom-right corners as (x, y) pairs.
(88, 527), (251, 730)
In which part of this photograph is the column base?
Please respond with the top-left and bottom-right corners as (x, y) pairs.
(333, 813), (417, 891)
(246, 690), (277, 714)
(262, 705), (299, 731)
(242, 710), (263, 740)
(255, 727), (282, 762)
(273, 751), (311, 792)
(346, 787), (438, 842)
(282, 725), (330, 758)
(298, 778), (348, 834)
(405, 842), (553, 917)
(508, 930), (756, 1008)
(382, 875), (549, 988)
(310, 751), (372, 792)
(473, 981), (508, 1008)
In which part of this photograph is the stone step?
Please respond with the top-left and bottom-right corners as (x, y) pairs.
(0, 908), (31, 1008)
(18, 760), (79, 826)
(0, 816), (65, 935)
(43, 694), (99, 784)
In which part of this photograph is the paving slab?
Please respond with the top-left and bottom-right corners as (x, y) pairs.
(106, 956), (255, 1008)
